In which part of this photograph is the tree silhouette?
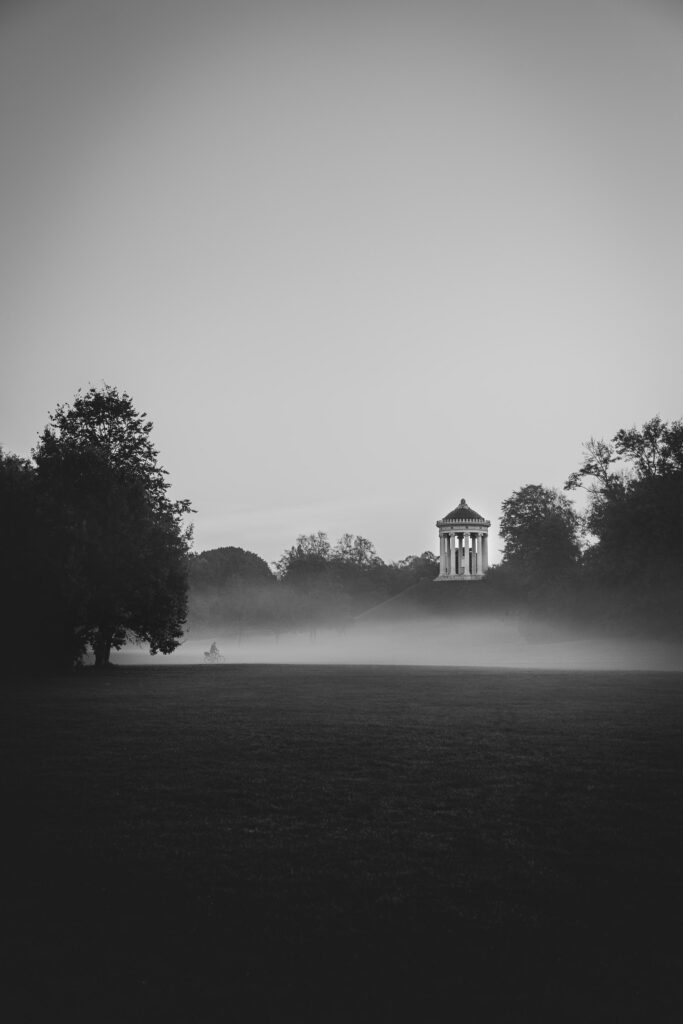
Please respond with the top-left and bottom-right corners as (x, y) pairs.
(499, 484), (581, 592)
(33, 385), (193, 666)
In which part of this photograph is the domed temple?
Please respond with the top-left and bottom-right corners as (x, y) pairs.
(435, 498), (491, 581)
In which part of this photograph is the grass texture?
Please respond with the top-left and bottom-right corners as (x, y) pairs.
(3, 664), (683, 1021)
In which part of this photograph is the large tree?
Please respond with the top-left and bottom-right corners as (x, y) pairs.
(499, 484), (581, 592)
(566, 416), (683, 595)
(33, 385), (193, 667)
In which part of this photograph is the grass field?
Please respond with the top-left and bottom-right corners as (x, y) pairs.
(3, 664), (683, 1022)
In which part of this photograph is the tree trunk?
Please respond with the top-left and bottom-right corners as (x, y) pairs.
(94, 626), (113, 668)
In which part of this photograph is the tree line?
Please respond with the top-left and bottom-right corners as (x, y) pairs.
(187, 535), (438, 638)
(494, 416), (683, 635)
(2, 383), (680, 671)
(191, 415), (683, 641)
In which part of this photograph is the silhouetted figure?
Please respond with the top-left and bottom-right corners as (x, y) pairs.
(203, 641), (224, 664)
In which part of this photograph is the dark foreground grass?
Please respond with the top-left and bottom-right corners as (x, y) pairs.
(2, 665), (683, 1022)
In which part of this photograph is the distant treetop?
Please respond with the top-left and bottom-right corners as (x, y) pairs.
(189, 546), (275, 589)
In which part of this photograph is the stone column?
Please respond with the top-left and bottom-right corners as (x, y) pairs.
(439, 534), (446, 577)
(463, 532), (470, 575)
(482, 533), (488, 573)
(450, 532), (458, 576)
(472, 532), (479, 575)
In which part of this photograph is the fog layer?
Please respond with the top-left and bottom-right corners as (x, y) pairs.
(118, 616), (683, 673)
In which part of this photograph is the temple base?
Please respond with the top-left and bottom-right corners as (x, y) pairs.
(435, 574), (485, 582)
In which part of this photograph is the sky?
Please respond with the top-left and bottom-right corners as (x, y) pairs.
(2, 0), (682, 568)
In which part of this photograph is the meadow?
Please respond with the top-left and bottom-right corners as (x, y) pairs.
(3, 664), (683, 1022)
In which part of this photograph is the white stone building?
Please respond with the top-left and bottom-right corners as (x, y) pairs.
(435, 499), (491, 581)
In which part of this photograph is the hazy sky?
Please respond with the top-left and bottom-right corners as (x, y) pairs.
(2, 0), (682, 566)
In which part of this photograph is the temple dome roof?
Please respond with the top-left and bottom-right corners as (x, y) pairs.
(441, 498), (487, 522)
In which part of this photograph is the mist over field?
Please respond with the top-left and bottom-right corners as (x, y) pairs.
(117, 614), (683, 673)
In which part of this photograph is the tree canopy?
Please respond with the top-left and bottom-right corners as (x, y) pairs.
(499, 484), (581, 594)
(189, 547), (274, 590)
(30, 385), (193, 667)
(565, 417), (683, 607)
